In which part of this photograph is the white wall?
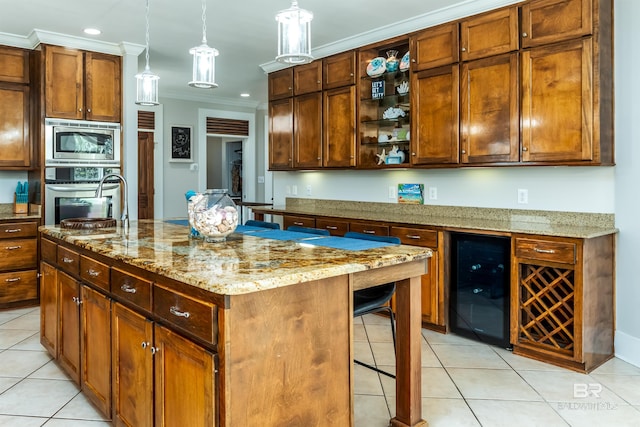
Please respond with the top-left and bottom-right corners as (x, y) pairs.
(0, 171), (28, 203)
(612, 0), (640, 367)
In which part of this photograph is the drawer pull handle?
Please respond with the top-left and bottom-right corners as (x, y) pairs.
(170, 306), (191, 319)
(62, 257), (74, 264)
(363, 230), (375, 234)
(121, 284), (137, 294)
(293, 222), (304, 226)
(5, 246), (21, 250)
(534, 248), (555, 254)
(87, 269), (100, 277)
(5, 277), (21, 283)
(4, 229), (21, 233)
(406, 235), (421, 239)
(326, 226), (338, 230)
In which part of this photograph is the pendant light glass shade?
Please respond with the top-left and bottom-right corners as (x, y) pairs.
(189, 0), (218, 88)
(136, 0), (160, 105)
(275, 0), (313, 64)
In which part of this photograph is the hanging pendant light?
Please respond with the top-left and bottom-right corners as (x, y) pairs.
(135, 0), (160, 106)
(275, 0), (313, 64)
(189, 0), (218, 88)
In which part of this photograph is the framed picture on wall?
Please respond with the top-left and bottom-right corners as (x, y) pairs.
(170, 125), (193, 162)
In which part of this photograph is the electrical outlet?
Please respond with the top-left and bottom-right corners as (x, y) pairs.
(257, 175), (265, 184)
(285, 185), (291, 195)
(429, 187), (438, 200)
(517, 188), (528, 204)
(388, 186), (396, 199)
(306, 184), (312, 196)
(292, 185), (298, 196)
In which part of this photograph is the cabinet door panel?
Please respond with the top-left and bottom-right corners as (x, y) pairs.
(521, 39), (593, 162)
(58, 271), (81, 384)
(294, 92), (323, 168)
(461, 7), (519, 61)
(522, 0), (592, 48)
(40, 262), (58, 357)
(0, 84), (30, 168)
(112, 303), (153, 427)
(0, 46), (29, 83)
(461, 53), (519, 163)
(268, 98), (293, 170)
(45, 46), (84, 120)
(154, 325), (216, 427)
(294, 61), (322, 95)
(268, 68), (293, 100)
(81, 286), (111, 417)
(411, 23), (459, 71)
(411, 65), (459, 164)
(85, 52), (121, 122)
(323, 86), (356, 167)
(323, 51), (356, 89)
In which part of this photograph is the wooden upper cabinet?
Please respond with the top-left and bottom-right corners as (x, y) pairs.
(294, 61), (322, 95)
(521, 0), (593, 48)
(461, 53), (519, 164)
(323, 85), (356, 167)
(521, 39), (594, 163)
(0, 46), (29, 84)
(268, 68), (294, 100)
(460, 7), (519, 61)
(84, 52), (121, 122)
(294, 92), (322, 168)
(45, 45), (121, 122)
(0, 83), (31, 169)
(410, 65), (459, 165)
(323, 51), (356, 90)
(410, 22), (459, 72)
(268, 97), (294, 170)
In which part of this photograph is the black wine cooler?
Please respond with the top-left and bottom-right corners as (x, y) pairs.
(450, 232), (511, 348)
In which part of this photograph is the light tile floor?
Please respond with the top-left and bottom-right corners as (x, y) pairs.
(1, 306), (639, 426)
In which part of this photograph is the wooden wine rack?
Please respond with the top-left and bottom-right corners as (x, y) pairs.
(517, 264), (575, 355)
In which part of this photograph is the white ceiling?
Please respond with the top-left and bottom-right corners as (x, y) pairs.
(0, 0), (517, 107)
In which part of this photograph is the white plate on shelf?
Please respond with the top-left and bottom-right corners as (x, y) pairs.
(399, 51), (410, 72)
(367, 57), (387, 78)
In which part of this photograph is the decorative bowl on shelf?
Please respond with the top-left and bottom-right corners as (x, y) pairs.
(366, 57), (387, 78)
(399, 51), (410, 72)
(386, 50), (399, 73)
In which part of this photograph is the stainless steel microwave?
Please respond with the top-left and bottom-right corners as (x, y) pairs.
(45, 118), (121, 166)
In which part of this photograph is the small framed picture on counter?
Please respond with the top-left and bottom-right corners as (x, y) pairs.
(170, 125), (193, 162)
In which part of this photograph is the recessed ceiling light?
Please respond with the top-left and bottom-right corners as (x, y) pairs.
(240, 93), (250, 97)
(84, 28), (101, 36)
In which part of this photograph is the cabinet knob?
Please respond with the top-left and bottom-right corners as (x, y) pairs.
(317, 80), (321, 84)
(87, 108), (91, 113)
(411, 152), (416, 156)
(461, 47), (466, 52)
(461, 149), (466, 154)
(349, 73), (354, 77)
(317, 157), (321, 160)
(522, 32), (528, 38)
(522, 147), (528, 151)
(411, 58), (416, 63)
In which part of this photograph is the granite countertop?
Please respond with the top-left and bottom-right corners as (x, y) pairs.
(254, 199), (618, 239)
(40, 220), (431, 296)
(0, 204), (40, 221)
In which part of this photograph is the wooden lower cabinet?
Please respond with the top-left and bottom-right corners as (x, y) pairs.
(40, 261), (58, 356)
(0, 221), (38, 307)
(510, 234), (614, 372)
(58, 270), (81, 384)
(112, 302), (216, 427)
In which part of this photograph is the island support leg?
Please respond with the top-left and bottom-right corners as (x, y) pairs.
(390, 276), (427, 427)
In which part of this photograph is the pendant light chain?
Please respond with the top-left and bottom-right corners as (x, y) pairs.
(201, 0), (207, 45)
(144, 0), (151, 70)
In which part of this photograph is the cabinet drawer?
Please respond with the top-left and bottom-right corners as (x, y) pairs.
(112, 268), (152, 311)
(284, 215), (315, 229)
(316, 218), (349, 236)
(0, 222), (37, 239)
(0, 270), (37, 303)
(41, 238), (57, 263)
(154, 284), (217, 345)
(515, 238), (576, 264)
(349, 221), (389, 236)
(80, 256), (110, 291)
(390, 226), (438, 248)
(57, 246), (80, 275)
(0, 238), (37, 271)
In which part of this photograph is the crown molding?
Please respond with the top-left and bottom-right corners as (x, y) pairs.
(260, 0), (520, 73)
(0, 32), (35, 49)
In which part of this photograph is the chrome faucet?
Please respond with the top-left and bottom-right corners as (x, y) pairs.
(95, 173), (129, 228)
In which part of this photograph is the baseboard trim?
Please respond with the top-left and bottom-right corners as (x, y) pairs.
(614, 330), (640, 368)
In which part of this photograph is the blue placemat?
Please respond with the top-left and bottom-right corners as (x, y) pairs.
(300, 236), (393, 251)
(165, 219), (189, 226)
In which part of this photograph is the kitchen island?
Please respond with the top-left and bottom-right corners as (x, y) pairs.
(39, 220), (431, 427)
